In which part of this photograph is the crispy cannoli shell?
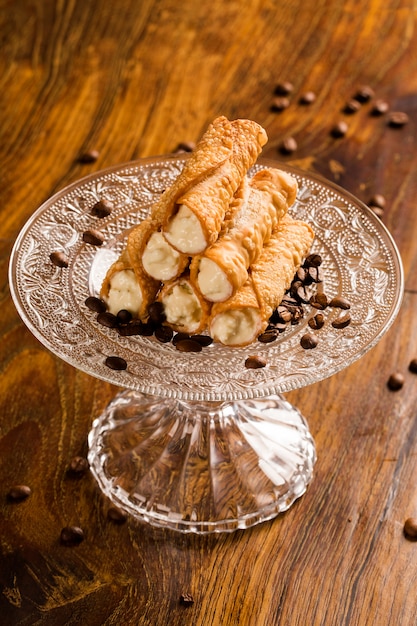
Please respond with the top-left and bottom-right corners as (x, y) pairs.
(158, 275), (212, 335)
(190, 168), (298, 301)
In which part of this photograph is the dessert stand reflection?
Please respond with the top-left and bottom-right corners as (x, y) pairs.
(9, 156), (403, 534)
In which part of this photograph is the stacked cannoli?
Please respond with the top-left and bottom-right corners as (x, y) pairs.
(100, 116), (314, 346)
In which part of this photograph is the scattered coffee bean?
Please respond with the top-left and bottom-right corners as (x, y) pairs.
(180, 593), (194, 606)
(148, 302), (166, 324)
(409, 359), (417, 374)
(370, 100), (389, 116)
(304, 253), (322, 268)
(279, 137), (297, 154)
(368, 194), (386, 209)
(97, 311), (119, 328)
(175, 339), (202, 353)
(60, 525), (85, 546)
(50, 251), (69, 268)
(331, 312), (351, 329)
(191, 334), (213, 347)
(387, 111), (409, 127)
(245, 355), (267, 369)
(107, 506), (128, 524)
(116, 309), (132, 325)
(310, 292), (328, 310)
(258, 330), (278, 343)
(175, 141), (196, 153)
(299, 91), (316, 105)
(300, 332), (318, 349)
(343, 99), (361, 114)
(172, 332), (191, 345)
(82, 229), (105, 246)
(78, 150), (99, 164)
(274, 81), (294, 96)
(308, 313), (325, 330)
(118, 321), (145, 336)
(387, 372), (404, 391)
(85, 296), (107, 313)
(155, 326), (174, 343)
(329, 296), (351, 310)
(271, 96), (290, 112)
(68, 456), (89, 476)
(404, 517), (417, 540)
(7, 485), (32, 502)
(91, 199), (114, 218)
(354, 85), (375, 102)
(105, 356), (128, 370)
(331, 121), (349, 138)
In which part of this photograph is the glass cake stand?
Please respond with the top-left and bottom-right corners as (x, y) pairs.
(9, 155), (404, 534)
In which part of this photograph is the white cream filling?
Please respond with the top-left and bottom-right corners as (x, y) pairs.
(210, 308), (261, 346)
(142, 231), (182, 281)
(163, 205), (207, 254)
(197, 257), (232, 302)
(162, 282), (202, 331)
(105, 269), (142, 315)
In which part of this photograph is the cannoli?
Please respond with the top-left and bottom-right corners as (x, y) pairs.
(190, 168), (298, 302)
(100, 248), (159, 320)
(158, 275), (211, 335)
(209, 216), (314, 346)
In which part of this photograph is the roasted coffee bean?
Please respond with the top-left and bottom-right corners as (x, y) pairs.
(299, 91), (316, 105)
(97, 311), (118, 328)
(329, 296), (351, 310)
(118, 321), (144, 336)
(175, 339), (202, 353)
(404, 517), (417, 540)
(180, 593), (194, 606)
(308, 313), (325, 330)
(370, 100), (389, 116)
(274, 81), (294, 96)
(387, 372), (404, 391)
(354, 85), (374, 102)
(245, 355), (267, 369)
(50, 251), (69, 268)
(409, 359), (417, 374)
(300, 332), (318, 349)
(279, 137), (297, 154)
(277, 307), (292, 324)
(68, 456), (89, 475)
(331, 121), (348, 138)
(304, 253), (322, 268)
(290, 308), (303, 324)
(7, 485), (32, 501)
(60, 525), (84, 546)
(331, 312), (351, 329)
(306, 266), (321, 283)
(258, 330), (278, 343)
(105, 356), (128, 370)
(388, 111), (409, 127)
(82, 229), (105, 246)
(368, 194), (386, 209)
(271, 96), (290, 112)
(343, 99), (361, 114)
(148, 302), (166, 324)
(191, 334), (213, 347)
(85, 296), (107, 313)
(310, 292), (328, 310)
(78, 150), (99, 163)
(296, 284), (310, 304)
(172, 332), (191, 345)
(107, 506), (128, 523)
(155, 326), (174, 343)
(116, 309), (132, 324)
(91, 198), (114, 218)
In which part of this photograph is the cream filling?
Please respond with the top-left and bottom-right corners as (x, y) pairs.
(162, 282), (202, 331)
(210, 308), (261, 346)
(197, 257), (232, 302)
(164, 205), (207, 254)
(142, 231), (182, 280)
(105, 269), (142, 315)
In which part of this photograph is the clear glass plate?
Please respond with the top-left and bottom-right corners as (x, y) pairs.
(9, 155), (404, 533)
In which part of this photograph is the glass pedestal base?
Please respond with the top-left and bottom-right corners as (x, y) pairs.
(87, 390), (316, 534)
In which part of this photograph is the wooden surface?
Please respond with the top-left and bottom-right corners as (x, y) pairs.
(1, 0), (417, 624)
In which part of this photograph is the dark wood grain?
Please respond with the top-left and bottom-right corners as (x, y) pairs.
(1, 0), (417, 624)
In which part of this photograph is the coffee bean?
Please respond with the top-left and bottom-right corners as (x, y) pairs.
(271, 97), (290, 112)
(97, 311), (118, 328)
(310, 292), (328, 310)
(299, 91), (316, 105)
(91, 199), (114, 218)
(343, 99), (361, 114)
(60, 525), (84, 546)
(116, 309), (132, 324)
(409, 359), (417, 374)
(354, 86), (374, 102)
(387, 372), (404, 391)
(300, 333), (318, 349)
(118, 321), (145, 336)
(331, 312), (351, 329)
(82, 229), (105, 246)
(388, 112), (409, 127)
(245, 355), (267, 369)
(148, 302), (166, 324)
(107, 506), (128, 523)
(191, 334), (213, 347)
(68, 456), (89, 475)
(331, 121), (349, 138)
(368, 194), (386, 209)
(7, 485), (32, 501)
(105, 356), (128, 370)
(258, 330), (278, 343)
(85, 296), (107, 313)
(308, 313), (325, 330)
(175, 339), (202, 353)
(50, 251), (69, 268)
(279, 137), (297, 154)
(370, 100), (389, 116)
(155, 326), (174, 343)
(172, 332), (191, 345)
(277, 307), (292, 324)
(304, 253), (322, 268)
(404, 517), (417, 540)
(329, 296), (351, 310)
(274, 81), (294, 96)
(78, 150), (99, 163)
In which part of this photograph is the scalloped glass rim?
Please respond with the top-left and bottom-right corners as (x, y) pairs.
(9, 154), (404, 401)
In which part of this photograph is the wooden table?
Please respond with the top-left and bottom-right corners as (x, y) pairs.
(1, 1), (417, 624)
